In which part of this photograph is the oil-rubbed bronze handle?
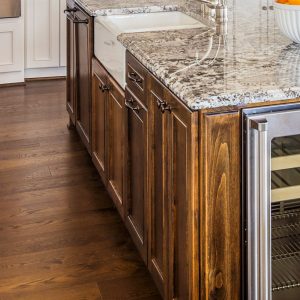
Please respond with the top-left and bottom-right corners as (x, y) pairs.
(125, 98), (140, 112)
(64, 7), (77, 13)
(156, 97), (164, 109)
(99, 84), (110, 93)
(160, 102), (172, 114)
(128, 72), (142, 83)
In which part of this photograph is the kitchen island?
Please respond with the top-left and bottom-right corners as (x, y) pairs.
(66, 0), (300, 299)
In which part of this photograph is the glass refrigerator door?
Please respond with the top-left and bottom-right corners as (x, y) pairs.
(271, 135), (300, 300)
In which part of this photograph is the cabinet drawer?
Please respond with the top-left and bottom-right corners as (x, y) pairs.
(126, 52), (148, 107)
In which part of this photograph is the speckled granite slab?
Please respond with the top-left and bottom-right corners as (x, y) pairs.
(118, 0), (300, 110)
(74, 0), (182, 16)
(76, 0), (300, 110)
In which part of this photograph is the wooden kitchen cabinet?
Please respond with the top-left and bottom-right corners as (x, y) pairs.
(91, 60), (107, 183)
(147, 79), (169, 296)
(66, 0), (76, 126)
(124, 87), (149, 263)
(74, 6), (93, 153)
(106, 75), (126, 218)
(66, 0), (93, 153)
(92, 58), (126, 218)
(89, 48), (242, 299)
(148, 73), (199, 300)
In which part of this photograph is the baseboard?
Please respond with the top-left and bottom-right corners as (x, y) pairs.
(0, 71), (25, 85)
(26, 76), (66, 82)
(25, 67), (67, 79)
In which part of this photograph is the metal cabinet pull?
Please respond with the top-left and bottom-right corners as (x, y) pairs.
(161, 102), (172, 113)
(64, 7), (77, 13)
(156, 98), (172, 113)
(128, 72), (142, 83)
(99, 84), (110, 93)
(125, 98), (140, 112)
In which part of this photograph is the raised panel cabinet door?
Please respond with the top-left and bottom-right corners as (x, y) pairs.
(25, 0), (60, 68)
(91, 59), (108, 183)
(0, 19), (24, 74)
(106, 76), (125, 219)
(75, 7), (93, 153)
(148, 79), (169, 298)
(166, 93), (199, 300)
(66, 5), (76, 125)
(124, 88), (148, 263)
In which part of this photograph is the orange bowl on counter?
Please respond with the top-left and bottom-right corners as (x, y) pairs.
(275, 0), (300, 43)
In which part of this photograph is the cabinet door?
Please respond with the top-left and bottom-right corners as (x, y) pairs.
(148, 75), (199, 300)
(148, 80), (169, 297)
(166, 93), (199, 300)
(106, 76), (125, 218)
(25, 0), (60, 68)
(0, 19), (24, 74)
(124, 88), (148, 263)
(66, 4), (76, 125)
(92, 60), (108, 183)
(75, 7), (93, 153)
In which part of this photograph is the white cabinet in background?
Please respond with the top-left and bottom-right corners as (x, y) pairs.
(0, 21), (23, 73)
(60, 0), (67, 67)
(24, 0), (67, 78)
(0, 3), (24, 85)
(25, 0), (60, 69)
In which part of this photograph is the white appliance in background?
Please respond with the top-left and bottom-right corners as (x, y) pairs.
(0, 0), (24, 85)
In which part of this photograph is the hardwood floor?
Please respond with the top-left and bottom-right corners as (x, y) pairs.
(0, 80), (161, 300)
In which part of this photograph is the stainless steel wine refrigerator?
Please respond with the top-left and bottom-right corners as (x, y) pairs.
(243, 103), (300, 300)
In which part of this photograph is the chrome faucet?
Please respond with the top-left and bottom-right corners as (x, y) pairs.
(198, 0), (228, 24)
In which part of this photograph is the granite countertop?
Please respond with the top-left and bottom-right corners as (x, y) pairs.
(74, 0), (183, 16)
(76, 0), (300, 111)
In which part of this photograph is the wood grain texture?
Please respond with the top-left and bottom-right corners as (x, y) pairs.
(200, 112), (241, 300)
(0, 79), (161, 300)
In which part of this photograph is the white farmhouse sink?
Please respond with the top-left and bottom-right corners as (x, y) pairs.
(94, 12), (206, 88)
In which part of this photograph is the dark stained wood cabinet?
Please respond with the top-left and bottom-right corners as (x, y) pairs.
(147, 79), (169, 297)
(89, 49), (241, 299)
(148, 74), (199, 300)
(66, 0), (93, 153)
(75, 7), (93, 153)
(91, 60), (107, 183)
(92, 58), (126, 219)
(66, 0), (76, 126)
(106, 75), (126, 217)
(124, 87), (148, 263)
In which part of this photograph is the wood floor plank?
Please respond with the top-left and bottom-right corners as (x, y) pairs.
(0, 80), (160, 299)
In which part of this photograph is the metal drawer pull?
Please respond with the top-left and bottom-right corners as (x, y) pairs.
(156, 98), (171, 113)
(99, 84), (110, 93)
(128, 72), (142, 83)
(125, 98), (140, 112)
(160, 102), (172, 113)
(64, 8), (77, 13)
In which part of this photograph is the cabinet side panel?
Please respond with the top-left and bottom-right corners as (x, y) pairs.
(200, 112), (241, 300)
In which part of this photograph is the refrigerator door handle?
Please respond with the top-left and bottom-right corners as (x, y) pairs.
(250, 118), (271, 300)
